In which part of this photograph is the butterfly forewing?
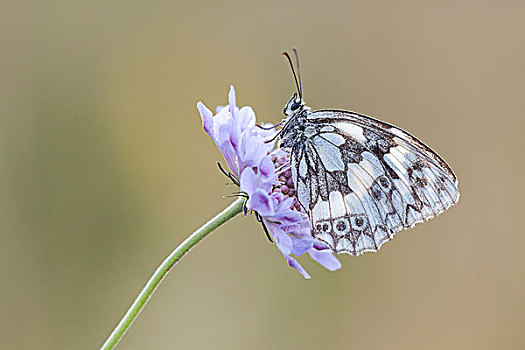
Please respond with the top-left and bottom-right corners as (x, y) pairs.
(290, 109), (459, 255)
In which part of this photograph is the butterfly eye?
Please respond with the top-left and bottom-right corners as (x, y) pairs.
(291, 101), (301, 111)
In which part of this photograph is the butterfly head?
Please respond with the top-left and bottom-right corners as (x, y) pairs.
(283, 93), (306, 117)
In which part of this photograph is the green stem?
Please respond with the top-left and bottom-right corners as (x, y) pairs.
(100, 197), (246, 350)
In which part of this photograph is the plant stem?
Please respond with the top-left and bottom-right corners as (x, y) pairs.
(100, 197), (246, 350)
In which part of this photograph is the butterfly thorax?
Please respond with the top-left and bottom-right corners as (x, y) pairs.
(279, 110), (313, 149)
(279, 95), (313, 149)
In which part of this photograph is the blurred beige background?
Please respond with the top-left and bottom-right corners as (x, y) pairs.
(1, 1), (524, 349)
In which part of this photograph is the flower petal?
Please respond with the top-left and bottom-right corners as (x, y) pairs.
(290, 235), (313, 256)
(313, 240), (331, 251)
(273, 228), (293, 256)
(216, 117), (233, 146)
(228, 85), (237, 113)
(247, 189), (275, 216)
(281, 222), (313, 256)
(239, 168), (257, 195)
(274, 209), (304, 226)
(286, 256), (311, 279)
(308, 249), (342, 271)
(218, 140), (239, 177)
(258, 156), (275, 179)
(197, 102), (215, 141)
(237, 106), (256, 131)
(238, 132), (268, 170)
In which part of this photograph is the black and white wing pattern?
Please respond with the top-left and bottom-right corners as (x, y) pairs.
(290, 110), (459, 255)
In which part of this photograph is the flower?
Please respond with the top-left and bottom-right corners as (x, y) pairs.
(197, 86), (341, 279)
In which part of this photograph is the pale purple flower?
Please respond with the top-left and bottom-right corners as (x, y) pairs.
(197, 86), (341, 279)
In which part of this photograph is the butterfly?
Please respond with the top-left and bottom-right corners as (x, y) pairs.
(276, 48), (460, 255)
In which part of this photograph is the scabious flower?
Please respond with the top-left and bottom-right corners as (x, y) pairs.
(197, 86), (341, 279)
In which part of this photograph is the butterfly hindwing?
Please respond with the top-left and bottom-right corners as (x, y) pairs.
(291, 110), (459, 255)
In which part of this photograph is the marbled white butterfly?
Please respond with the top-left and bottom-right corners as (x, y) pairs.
(277, 49), (460, 255)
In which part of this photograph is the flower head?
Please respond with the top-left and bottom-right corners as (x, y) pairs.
(198, 86), (341, 279)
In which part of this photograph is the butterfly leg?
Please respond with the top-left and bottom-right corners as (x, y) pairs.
(217, 161), (240, 186)
(255, 212), (273, 243)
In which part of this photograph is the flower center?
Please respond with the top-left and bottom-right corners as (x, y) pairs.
(271, 152), (303, 212)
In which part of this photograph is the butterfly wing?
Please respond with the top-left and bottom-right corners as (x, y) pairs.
(290, 109), (459, 255)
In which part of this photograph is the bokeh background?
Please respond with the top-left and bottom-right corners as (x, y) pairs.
(2, 1), (524, 349)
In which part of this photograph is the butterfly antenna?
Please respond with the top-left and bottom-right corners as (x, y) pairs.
(256, 123), (282, 130)
(282, 51), (301, 99)
(292, 47), (302, 99)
